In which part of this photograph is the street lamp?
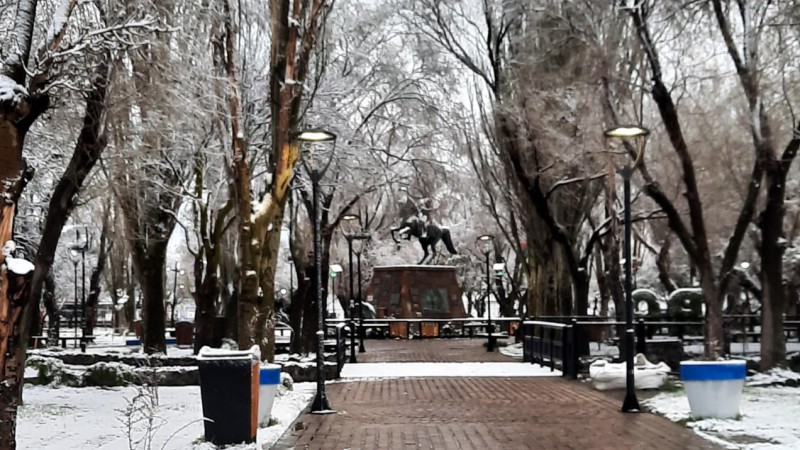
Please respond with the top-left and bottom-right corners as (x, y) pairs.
(341, 214), (369, 360)
(353, 234), (369, 353)
(69, 248), (80, 348)
(477, 234), (496, 352)
(296, 127), (337, 414)
(329, 263), (343, 336)
(69, 227), (89, 349)
(604, 124), (649, 413)
(167, 262), (186, 328)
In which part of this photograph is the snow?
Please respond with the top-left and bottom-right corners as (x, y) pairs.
(0, 75), (27, 104)
(18, 382), (315, 449)
(589, 354), (670, 390)
(747, 368), (800, 387)
(645, 386), (800, 449)
(339, 362), (561, 379)
(6, 256), (34, 275)
(44, 0), (72, 47)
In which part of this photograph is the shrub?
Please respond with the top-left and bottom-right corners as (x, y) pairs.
(84, 362), (135, 387)
(632, 289), (663, 316)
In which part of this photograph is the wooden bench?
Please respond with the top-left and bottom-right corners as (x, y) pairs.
(30, 336), (47, 349)
(730, 331), (761, 343)
(60, 336), (95, 352)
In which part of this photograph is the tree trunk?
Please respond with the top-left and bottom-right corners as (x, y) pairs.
(136, 250), (168, 354)
(85, 218), (110, 336)
(194, 266), (221, 353)
(594, 249), (609, 317)
(0, 105), (40, 448)
(698, 266), (725, 359)
(759, 166), (789, 369)
(573, 270), (590, 317)
(288, 231), (331, 354)
(0, 268), (33, 450)
(656, 234), (678, 293)
(43, 271), (58, 346)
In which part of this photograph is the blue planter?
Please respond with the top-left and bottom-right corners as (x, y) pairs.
(258, 364), (281, 426)
(680, 360), (746, 419)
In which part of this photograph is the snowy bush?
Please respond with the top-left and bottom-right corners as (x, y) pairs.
(84, 362), (136, 387)
(667, 289), (703, 319)
(632, 289), (663, 316)
(278, 372), (294, 396)
(25, 356), (81, 387)
(220, 338), (239, 350)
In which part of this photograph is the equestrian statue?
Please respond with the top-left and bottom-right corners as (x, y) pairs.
(391, 218), (457, 264)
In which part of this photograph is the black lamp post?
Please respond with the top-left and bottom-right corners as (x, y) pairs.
(354, 237), (368, 353)
(342, 214), (359, 363)
(69, 249), (79, 348)
(329, 263), (342, 336)
(477, 234), (496, 352)
(341, 214), (369, 358)
(604, 124), (649, 413)
(69, 227), (89, 348)
(167, 262), (186, 328)
(296, 127), (338, 414)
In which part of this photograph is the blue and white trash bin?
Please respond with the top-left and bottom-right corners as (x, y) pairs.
(680, 360), (746, 419)
(258, 364), (282, 426)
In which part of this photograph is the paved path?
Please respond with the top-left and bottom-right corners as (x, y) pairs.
(275, 339), (720, 450)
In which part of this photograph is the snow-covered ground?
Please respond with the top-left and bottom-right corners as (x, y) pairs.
(685, 342), (800, 356)
(339, 362), (561, 378)
(18, 382), (314, 449)
(645, 384), (800, 449)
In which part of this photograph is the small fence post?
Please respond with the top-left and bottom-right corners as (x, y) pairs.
(523, 322), (531, 363)
(549, 327), (555, 372)
(538, 325), (544, 366)
(565, 323), (576, 379)
(636, 318), (647, 355)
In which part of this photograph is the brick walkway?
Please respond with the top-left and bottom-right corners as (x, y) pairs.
(358, 338), (513, 363)
(275, 339), (720, 450)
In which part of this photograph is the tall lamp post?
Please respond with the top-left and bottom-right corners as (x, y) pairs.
(69, 227), (89, 346)
(329, 264), (343, 336)
(604, 124), (649, 413)
(69, 249), (80, 348)
(167, 263), (186, 328)
(477, 235), (496, 352)
(296, 127), (338, 414)
(354, 235), (369, 353)
(341, 214), (370, 358)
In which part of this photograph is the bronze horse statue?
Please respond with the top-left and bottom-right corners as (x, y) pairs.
(391, 218), (457, 264)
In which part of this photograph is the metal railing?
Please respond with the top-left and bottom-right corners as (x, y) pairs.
(521, 320), (577, 378)
(325, 317), (523, 339)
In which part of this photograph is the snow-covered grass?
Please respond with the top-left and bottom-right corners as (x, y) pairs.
(747, 368), (800, 387)
(18, 382), (314, 449)
(645, 386), (800, 449)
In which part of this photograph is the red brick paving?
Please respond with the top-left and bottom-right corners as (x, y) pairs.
(275, 339), (720, 450)
(358, 338), (513, 363)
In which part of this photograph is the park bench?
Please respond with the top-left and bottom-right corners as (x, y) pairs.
(30, 335), (47, 349)
(365, 322), (390, 338)
(730, 330), (761, 343)
(60, 335), (95, 352)
(463, 322), (487, 338)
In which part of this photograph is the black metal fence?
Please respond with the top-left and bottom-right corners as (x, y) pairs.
(521, 320), (578, 378)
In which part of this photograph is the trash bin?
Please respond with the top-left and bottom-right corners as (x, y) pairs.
(175, 321), (193, 346)
(257, 364), (281, 426)
(197, 346), (260, 446)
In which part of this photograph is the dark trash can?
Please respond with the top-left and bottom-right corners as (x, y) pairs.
(175, 321), (193, 346)
(197, 346), (260, 446)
